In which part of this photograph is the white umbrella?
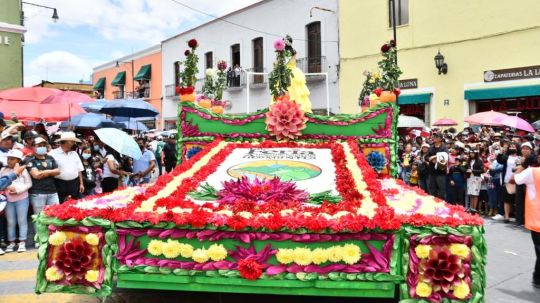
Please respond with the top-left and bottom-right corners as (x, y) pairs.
(94, 128), (142, 160)
(398, 115), (426, 128)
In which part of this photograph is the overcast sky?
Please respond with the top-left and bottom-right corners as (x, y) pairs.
(23, 0), (259, 86)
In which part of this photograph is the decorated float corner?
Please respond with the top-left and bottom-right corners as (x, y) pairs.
(34, 37), (486, 302)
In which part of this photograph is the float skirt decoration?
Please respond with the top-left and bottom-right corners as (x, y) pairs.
(34, 101), (486, 302)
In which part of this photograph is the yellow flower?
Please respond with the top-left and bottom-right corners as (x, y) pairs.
(237, 211), (253, 219)
(147, 240), (163, 256)
(216, 209), (233, 217)
(162, 239), (182, 259)
(192, 248), (209, 263)
(415, 245), (432, 259)
(449, 244), (470, 259)
(48, 231), (66, 246)
(276, 248), (295, 264)
(415, 282), (433, 297)
(45, 266), (63, 281)
(368, 78), (375, 84)
(453, 281), (470, 299)
(327, 246), (344, 263)
(293, 247), (312, 266)
(179, 243), (194, 258)
(342, 244), (361, 265)
(207, 244), (228, 261)
(311, 248), (328, 265)
(85, 270), (99, 283)
(372, 72), (380, 79)
(85, 233), (99, 246)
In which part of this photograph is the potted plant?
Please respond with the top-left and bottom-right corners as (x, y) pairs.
(178, 38), (199, 102)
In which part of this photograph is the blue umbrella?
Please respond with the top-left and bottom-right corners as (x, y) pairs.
(60, 113), (118, 128)
(112, 116), (149, 132)
(94, 128), (142, 160)
(81, 100), (109, 113)
(99, 98), (159, 118)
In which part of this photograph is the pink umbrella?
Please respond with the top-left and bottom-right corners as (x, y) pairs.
(0, 87), (60, 102)
(41, 90), (94, 104)
(494, 115), (534, 132)
(432, 118), (458, 126)
(464, 110), (508, 126)
(0, 100), (85, 122)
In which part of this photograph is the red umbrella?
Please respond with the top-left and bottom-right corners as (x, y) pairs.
(0, 87), (60, 102)
(41, 90), (94, 104)
(0, 100), (85, 122)
(432, 118), (458, 126)
(464, 110), (508, 126)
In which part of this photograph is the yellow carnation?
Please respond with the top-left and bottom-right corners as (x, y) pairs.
(449, 244), (470, 259)
(415, 245), (432, 259)
(179, 243), (194, 258)
(207, 244), (228, 261)
(45, 266), (63, 281)
(415, 282), (432, 297)
(453, 281), (470, 299)
(311, 248), (328, 265)
(342, 244), (361, 265)
(85, 270), (99, 283)
(85, 233), (99, 246)
(192, 248), (209, 263)
(147, 239), (163, 256)
(162, 239), (182, 259)
(293, 247), (312, 266)
(48, 231), (66, 246)
(327, 246), (344, 263)
(276, 248), (295, 264)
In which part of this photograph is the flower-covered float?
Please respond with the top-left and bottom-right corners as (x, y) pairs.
(34, 38), (486, 303)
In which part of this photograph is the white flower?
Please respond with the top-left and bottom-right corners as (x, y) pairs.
(258, 212), (272, 219)
(280, 209), (294, 216)
(172, 207), (192, 214)
(332, 211), (350, 219)
(206, 68), (215, 77)
(216, 209), (233, 217)
(237, 211), (253, 219)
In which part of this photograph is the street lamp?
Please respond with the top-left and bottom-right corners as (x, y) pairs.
(22, 2), (59, 23)
(434, 51), (448, 75)
(116, 60), (135, 99)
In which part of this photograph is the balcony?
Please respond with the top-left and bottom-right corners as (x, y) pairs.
(134, 83), (151, 100)
(297, 56), (327, 82)
(245, 67), (268, 89)
(226, 70), (246, 92)
(165, 84), (178, 98)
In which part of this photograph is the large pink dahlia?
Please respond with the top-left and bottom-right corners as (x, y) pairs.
(419, 246), (466, 293)
(265, 97), (307, 140)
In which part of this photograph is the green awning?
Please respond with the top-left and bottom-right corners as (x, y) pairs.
(93, 77), (105, 90)
(398, 93), (432, 105)
(133, 64), (151, 81)
(111, 71), (126, 86)
(465, 84), (540, 100)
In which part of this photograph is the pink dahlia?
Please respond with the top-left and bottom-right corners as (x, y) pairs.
(217, 60), (227, 71)
(273, 38), (286, 52)
(419, 246), (466, 293)
(265, 97), (307, 140)
(217, 176), (309, 205)
(53, 239), (96, 283)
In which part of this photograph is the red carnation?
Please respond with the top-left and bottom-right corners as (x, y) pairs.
(381, 43), (390, 53)
(390, 40), (396, 47)
(184, 49), (190, 56)
(175, 86), (181, 95)
(393, 87), (401, 96)
(188, 38), (198, 49)
(237, 258), (263, 280)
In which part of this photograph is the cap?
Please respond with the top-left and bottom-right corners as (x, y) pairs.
(0, 132), (13, 141)
(521, 142), (533, 150)
(493, 132), (502, 138)
(34, 137), (48, 145)
(421, 143), (430, 148)
(6, 149), (23, 160)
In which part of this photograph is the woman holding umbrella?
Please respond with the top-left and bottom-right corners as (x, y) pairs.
(101, 146), (130, 193)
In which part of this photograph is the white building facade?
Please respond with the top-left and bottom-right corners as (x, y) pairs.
(161, 0), (339, 129)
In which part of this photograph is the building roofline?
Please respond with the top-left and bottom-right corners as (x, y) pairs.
(93, 44), (161, 72)
(161, 0), (266, 44)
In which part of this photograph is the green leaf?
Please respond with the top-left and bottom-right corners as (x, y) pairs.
(187, 183), (218, 201)
(308, 191), (342, 204)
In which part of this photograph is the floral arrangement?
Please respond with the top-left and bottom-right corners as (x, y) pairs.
(275, 244), (361, 266)
(265, 95), (308, 140)
(268, 35), (294, 99)
(366, 151), (387, 173)
(215, 60), (228, 101)
(177, 38), (199, 101)
(147, 239), (228, 262)
(217, 176), (309, 205)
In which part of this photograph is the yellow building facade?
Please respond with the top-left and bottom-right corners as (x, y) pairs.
(339, 0), (540, 128)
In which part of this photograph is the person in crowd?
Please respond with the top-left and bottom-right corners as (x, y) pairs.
(399, 143), (414, 185)
(0, 149), (31, 253)
(425, 133), (448, 200)
(49, 132), (84, 202)
(121, 157), (134, 186)
(417, 143), (430, 192)
(93, 139), (107, 158)
(132, 138), (156, 185)
(486, 151), (504, 217)
(80, 146), (97, 197)
(497, 142), (520, 223)
(234, 64), (241, 86)
(449, 157), (466, 205)
(154, 136), (165, 176)
(162, 135), (177, 173)
(409, 162), (419, 187)
(20, 131), (37, 156)
(466, 150), (485, 213)
(102, 146), (129, 193)
(515, 142), (538, 226)
(33, 123), (49, 142)
(226, 67), (234, 87)
(0, 132), (15, 166)
(0, 162), (27, 255)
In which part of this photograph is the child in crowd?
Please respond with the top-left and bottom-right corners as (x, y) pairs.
(409, 162), (419, 186)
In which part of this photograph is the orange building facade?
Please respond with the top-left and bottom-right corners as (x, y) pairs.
(92, 45), (163, 130)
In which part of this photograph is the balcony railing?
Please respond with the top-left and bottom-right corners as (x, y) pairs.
(112, 90), (124, 99)
(297, 56), (327, 82)
(245, 67), (268, 88)
(165, 84), (178, 98)
(134, 86), (151, 99)
(226, 70), (246, 91)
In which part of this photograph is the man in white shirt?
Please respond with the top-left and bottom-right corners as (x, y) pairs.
(49, 132), (84, 203)
(132, 137), (156, 184)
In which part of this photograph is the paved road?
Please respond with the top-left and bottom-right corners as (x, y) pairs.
(0, 220), (538, 302)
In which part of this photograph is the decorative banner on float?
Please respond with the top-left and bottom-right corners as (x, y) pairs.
(484, 65), (540, 82)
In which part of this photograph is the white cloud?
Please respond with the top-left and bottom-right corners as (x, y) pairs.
(25, 51), (93, 85)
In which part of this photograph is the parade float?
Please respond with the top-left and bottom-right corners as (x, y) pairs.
(34, 38), (486, 302)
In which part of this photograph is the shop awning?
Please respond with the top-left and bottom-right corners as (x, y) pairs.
(133, 64), (151, 81)
(93, 77), (105, 90)
(398, 93), (432, 105)
(111, 71), (126, 86)
(465, 84), (540, 100)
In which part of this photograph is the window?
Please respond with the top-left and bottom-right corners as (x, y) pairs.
(174, 61), (181, 87)
(230, 44), (241, 87)
(306, 21), (322, 73)
(389, 0), (409, 27)
(252, 37), (264, 83)
(205, 52), (213, 69)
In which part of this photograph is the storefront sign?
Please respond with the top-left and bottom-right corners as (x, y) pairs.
(399, 78), (418, 89)
(484, 65), (540, 82)
(476, 97), (540, 112)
